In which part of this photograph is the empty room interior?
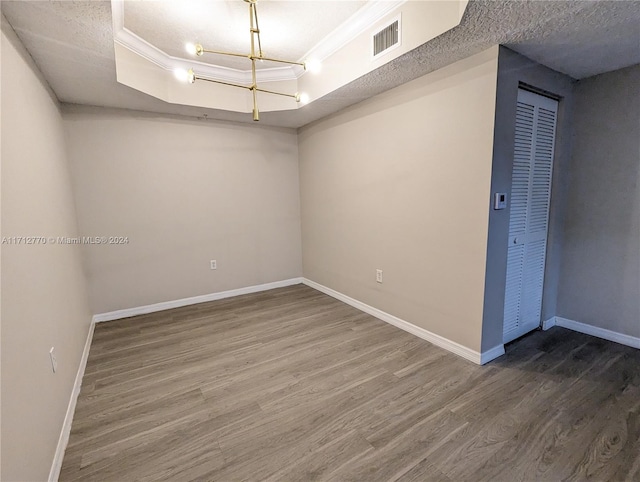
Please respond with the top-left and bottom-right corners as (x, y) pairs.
(2, 0), (640, 480)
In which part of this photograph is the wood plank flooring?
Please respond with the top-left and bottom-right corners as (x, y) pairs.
(60, 284), (640, 481)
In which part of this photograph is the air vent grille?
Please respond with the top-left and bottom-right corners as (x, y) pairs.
(373, 20), (399, 57)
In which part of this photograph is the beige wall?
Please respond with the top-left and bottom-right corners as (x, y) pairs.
(1, 19), (92, 481)
(558, 64), (640, 337)
(298, 47), (499, 352)
(63, 107), (302, 314)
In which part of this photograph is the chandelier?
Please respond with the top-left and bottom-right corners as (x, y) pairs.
(181, 0), (320, 121)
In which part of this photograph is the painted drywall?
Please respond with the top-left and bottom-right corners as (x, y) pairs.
(1, 17), (92, 481)
(557, 64), (640, 338)
(63, 107), (302, 314)
(298, 47), (499, 352)
(481, 47), (575, 351)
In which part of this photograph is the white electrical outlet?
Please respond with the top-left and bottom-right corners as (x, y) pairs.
(210, 260), (217, 270)
(376, 269), (383, 283)
(49, 347), (57, 373)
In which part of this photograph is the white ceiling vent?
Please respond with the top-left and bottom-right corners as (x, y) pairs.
(372, 15), (401, 59)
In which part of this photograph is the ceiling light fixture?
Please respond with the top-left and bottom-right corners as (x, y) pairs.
(183, 0), (320, 121)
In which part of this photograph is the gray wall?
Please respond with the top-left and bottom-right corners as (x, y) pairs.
(557, 64), (640, 338)
(299, 47), (500, 353)
(1, 18), (92, 481)
(481, 47), (575, 351)
(64, 107), (302, 314)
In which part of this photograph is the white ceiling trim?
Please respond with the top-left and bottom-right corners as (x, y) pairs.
(111, 0), (406, 84)
(299, 0), (406, 72)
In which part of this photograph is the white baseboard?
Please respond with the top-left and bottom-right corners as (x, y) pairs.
(92, 278), (304, 323)
(480, 344), (507, 365)
(551, 316), (640, 349)
(302, 278), (504, 365)
(542, 317), (557, 331)
(49, 320), (95, 482)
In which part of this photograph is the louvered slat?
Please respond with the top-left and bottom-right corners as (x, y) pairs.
(503, 244), (525, 334)
(503, 89), (558, 343)
(529, 105), (556, 234)
(519, 239), (546, 326)
(508, 102), (534, 239)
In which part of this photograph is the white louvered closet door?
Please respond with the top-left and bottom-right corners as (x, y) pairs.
(503, 89), (558, 344)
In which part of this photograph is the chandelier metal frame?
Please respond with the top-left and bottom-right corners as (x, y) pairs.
(187, 0), (311, 121)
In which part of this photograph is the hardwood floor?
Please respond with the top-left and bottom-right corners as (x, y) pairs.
(60, 284), (640, 481)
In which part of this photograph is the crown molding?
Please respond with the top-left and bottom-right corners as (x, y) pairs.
(111, 0), (406, 83)
(300, 0), (406, 69)
(111, 0), (294, 83)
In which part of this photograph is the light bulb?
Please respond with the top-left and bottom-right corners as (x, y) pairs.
(298, 92), (310, 104)
(187, 68), (196, 84)
(186, 43), (204, 56)
(174, 68), (189, 82)
(304, 59), (321, 74)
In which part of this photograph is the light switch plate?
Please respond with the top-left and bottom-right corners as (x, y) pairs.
(494, 192), (507, 210)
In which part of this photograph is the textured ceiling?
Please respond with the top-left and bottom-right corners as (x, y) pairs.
(2, 1), (639, 128)
(507, 1), (640, 79)
(123, 0), (366, 71)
